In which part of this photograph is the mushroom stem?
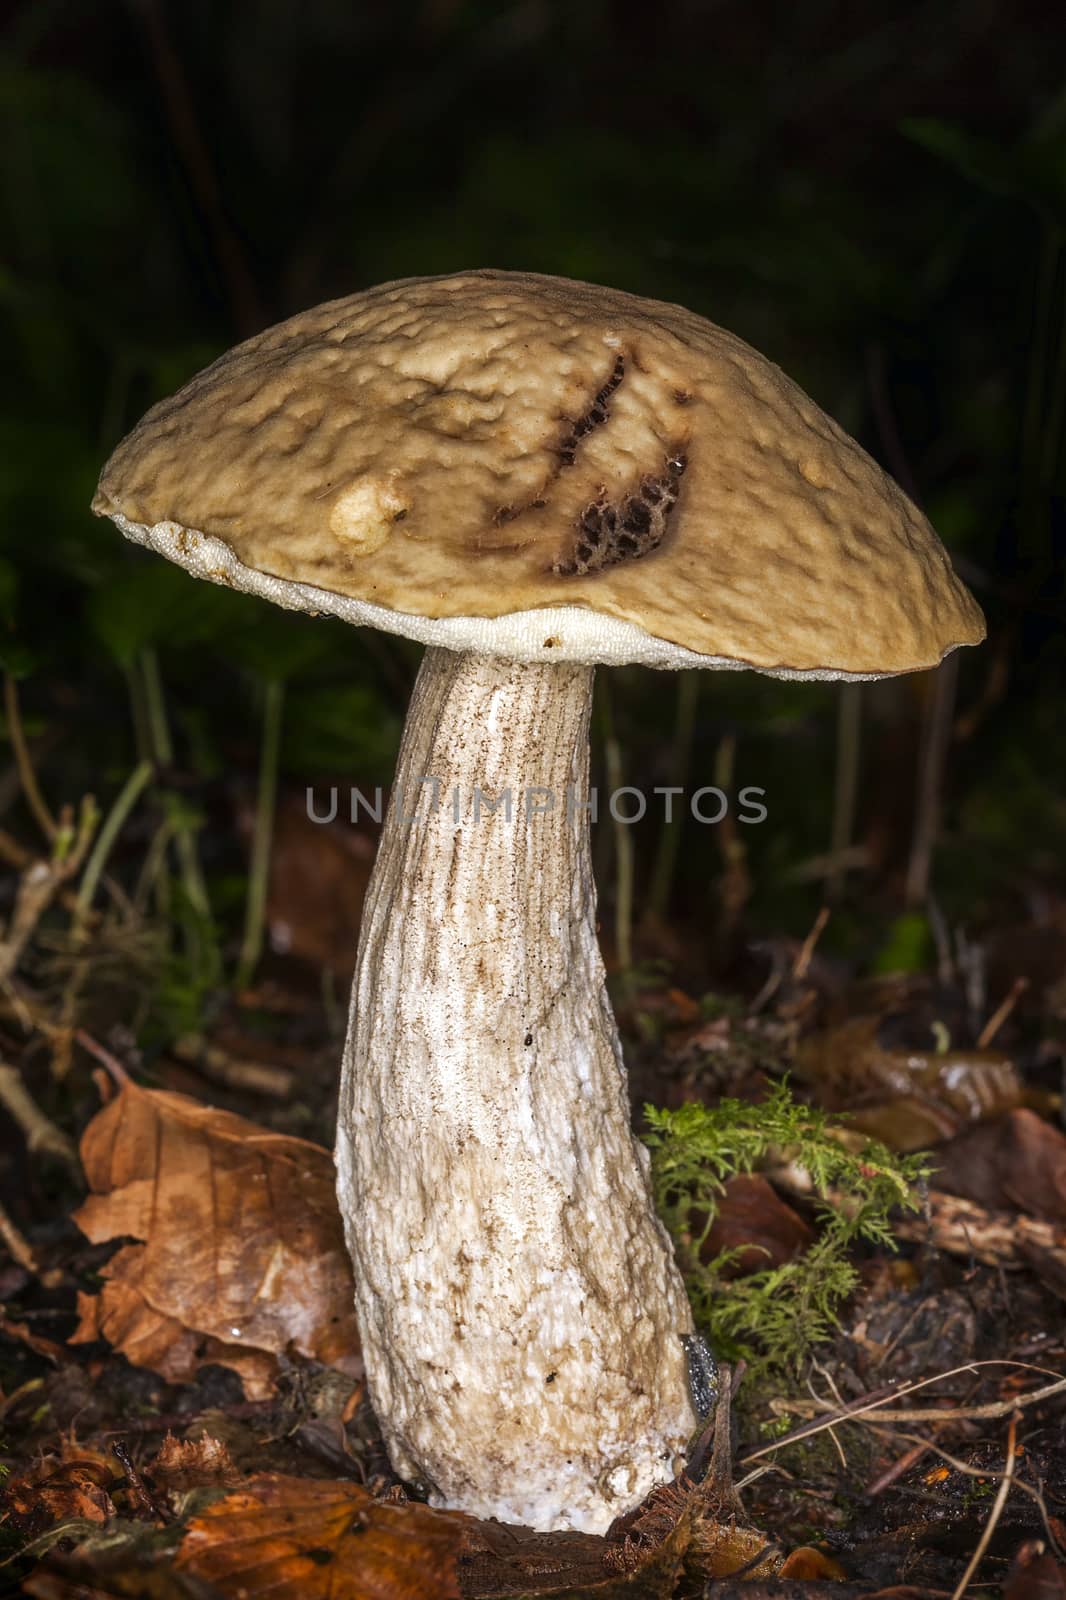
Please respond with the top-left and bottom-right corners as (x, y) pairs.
(336, 645), (696, 1533)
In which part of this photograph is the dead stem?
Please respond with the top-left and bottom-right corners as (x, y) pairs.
(741, 1360), (1066, 1465)
(769, 1372), (1066, 1426)
(0, 800), (97, 985)
(2, 673), (55, 841)
(977, 976), (1030, 1048)
(950, 1410), (1018, 1600)
(864, 1421), (1064, 1561)
(0, 1061), (79, 1171)
(0, 1196), (62, 1288)
(73, 1028), (132, 1087)
(792, 905), (830, 981)
(171, 1032), (294, 1098)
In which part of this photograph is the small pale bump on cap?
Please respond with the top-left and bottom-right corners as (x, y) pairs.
(93, 268), (986, 678)
(329, 478), (408, 555)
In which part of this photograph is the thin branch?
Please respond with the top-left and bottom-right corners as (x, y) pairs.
(977, 976), (1029, 1048)
(863, 1421), (1064, 1561)
(0, 800), (98, 983)
(792, 905), (830, 981)
(741, 1360), (1066, 1466)
(235, 679), (284, 991)
(826, 683), (862, 900)
(950, 1411), (1018, 1600)
(0, 1062), (79, 1170)
(74, 760), (153, 916)
(74, 1028), (132, 1087)
(2, 672), (55, 840)
(0, 1196), (62, 1287)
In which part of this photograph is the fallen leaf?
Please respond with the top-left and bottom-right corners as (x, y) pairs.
(779, 1545), (849, 1578)
(23, 1571), (213, 1600)
(70, 1081), (361, 1397)
(458, 1476), (779, 1596)
(795, 1013), (1019, 1150)
(237, 787), (377, 979)
(174, 1473), (465, 1599)
(700, 1175), (814, 1275)
(1, 1440), (117, 1535)
(0, 1313), (67, 1364)
(1005, 1547), (1066, 1600)
(932, 1108), (1066, 1222)
(71, 1273), (279, 1398)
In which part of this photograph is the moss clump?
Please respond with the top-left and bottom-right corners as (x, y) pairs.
(643, 1082), (927, 1375)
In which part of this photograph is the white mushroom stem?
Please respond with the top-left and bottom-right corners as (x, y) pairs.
(335, 645), (696, 1534)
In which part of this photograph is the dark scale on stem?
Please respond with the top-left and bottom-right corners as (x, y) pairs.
(680, 1331), (719, 1421)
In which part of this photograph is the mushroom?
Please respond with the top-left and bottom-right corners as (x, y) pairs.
(92, 270), (985, 1533)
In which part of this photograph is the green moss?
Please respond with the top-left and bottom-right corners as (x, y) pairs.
(643, 1081), (927, 1376)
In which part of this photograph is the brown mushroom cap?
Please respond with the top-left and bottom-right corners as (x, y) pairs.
(93, 269), (984, 677)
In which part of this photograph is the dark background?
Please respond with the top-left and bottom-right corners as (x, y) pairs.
(3, 0), (1065, 1004)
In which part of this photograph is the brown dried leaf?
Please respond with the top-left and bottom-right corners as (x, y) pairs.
(0, 1312), (67, 1364)
(71, 1275), (279, 1399)
(174, 1473), (465, 1599)
(795, 1013), (1020, 1150)
(24, 1552), (220, 1600)
(701, 1174), (814, 1275)
(1, 1441), (117, 1535)
(460, 1477), (778, 1596)
(238, 787), (376, 979)
(932, 1107), (1066, 1222)
(1005, 1547), (1066, 1600)
(778, 1545), (849, 1579)
(70, 1082), (361, 1396)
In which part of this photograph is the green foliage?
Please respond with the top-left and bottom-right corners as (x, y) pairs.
(872, 912), (934, 975)
(643, 1083), (927, 1376)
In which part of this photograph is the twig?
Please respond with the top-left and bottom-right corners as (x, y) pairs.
(863, 1422), (1064, 1560)
(892, 1187), (1066, 1268)
(0, 827), (104, 921)
(648, 672), (699, 921)
(905, 652), (959, 907)
(111, 1438), (174, 1523)
(0, 800), (98, 982)
(792, 906), (830, 982)
(826, 683), (862, 901)
(769, 1374), (1066, 1427)
(851, 1377), (1066, 1423)
(0, 1061), (79, 1169)
(2, 672), (55, 840)
(713, 732), (751, 949)
(170, 1032), (294, 1098)
(741, 1360), (1066, 1466)
(950, 1411), (1019, 1600)
(48, 763), (151, 1076)
(0, 1196), (62, 1287)
(977, 977), (1029, 1048)
(74, 1028), (132, 1087)
(235, 678), (284, 990)
(138, 650), (210, 923)
(74, 760), (153, 916)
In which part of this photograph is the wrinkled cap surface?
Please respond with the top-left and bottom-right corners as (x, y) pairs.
(94, 269), (985, 676)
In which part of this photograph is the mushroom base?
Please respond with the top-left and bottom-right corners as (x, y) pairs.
(335, 646), (697, 1533)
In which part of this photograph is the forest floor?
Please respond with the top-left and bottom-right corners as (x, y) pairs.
(1, 797), (1065, 1600)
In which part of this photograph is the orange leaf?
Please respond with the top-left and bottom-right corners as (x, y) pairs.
(70, 1082), (361, 1397)
(174, 1473), (465, 1599)
(1, 1442), (117, 1535)
(779, 1544), (849, 1579)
